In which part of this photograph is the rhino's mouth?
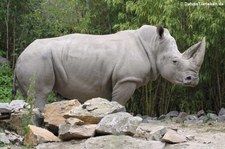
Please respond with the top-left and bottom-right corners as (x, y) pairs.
(175, 78), (197, 87)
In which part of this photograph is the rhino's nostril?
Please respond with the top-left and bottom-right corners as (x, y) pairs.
(186, 76), (192, 80)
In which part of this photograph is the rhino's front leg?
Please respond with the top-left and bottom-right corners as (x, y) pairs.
(112, 82), (137, 105)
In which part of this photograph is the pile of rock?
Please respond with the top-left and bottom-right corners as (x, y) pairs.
(0, 129), (23, 145)
(1, 97), (225, 148)
(157, 108), (225, 124)
(30, 98), (189, 148)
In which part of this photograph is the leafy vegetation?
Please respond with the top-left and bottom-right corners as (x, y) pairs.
(0, 64), (13, 103)
(0, 0), (224, 116)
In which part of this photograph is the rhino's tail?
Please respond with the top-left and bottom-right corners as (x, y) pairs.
(12, 70), (17, 100)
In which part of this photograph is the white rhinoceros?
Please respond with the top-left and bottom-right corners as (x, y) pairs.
(14, 25), (205, 112)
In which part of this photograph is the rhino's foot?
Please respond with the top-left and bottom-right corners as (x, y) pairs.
(32, 108), (44, 127)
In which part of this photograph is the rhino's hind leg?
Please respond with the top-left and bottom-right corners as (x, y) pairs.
(31, 76), (55, 126)
(112, 82), (137, 105)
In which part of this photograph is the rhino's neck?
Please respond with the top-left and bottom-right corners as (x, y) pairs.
(136, 26), (159, 81)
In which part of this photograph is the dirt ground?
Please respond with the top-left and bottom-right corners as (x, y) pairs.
(166, 121), (225, 149)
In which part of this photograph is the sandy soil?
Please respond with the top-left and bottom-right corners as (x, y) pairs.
(166, 121), (225, 149)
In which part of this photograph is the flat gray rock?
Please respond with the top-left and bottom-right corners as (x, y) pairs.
(0, 103), (12, 113)
(10, 100), (28, 112)
(59, 123), (96, 141)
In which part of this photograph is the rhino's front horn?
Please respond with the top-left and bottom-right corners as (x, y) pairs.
(182, 37), (206, 68)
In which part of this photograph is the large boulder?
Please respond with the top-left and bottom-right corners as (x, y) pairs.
(24, 125), (60, 146)
(96, 112), (142, 136)
(64, 98), (125, 124)
(44, 99), (81, 134)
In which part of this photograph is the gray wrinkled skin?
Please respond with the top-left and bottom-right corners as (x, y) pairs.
(15, 25), (205, 112)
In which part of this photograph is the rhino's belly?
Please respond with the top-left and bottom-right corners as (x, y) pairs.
(53, 76), (112, 102)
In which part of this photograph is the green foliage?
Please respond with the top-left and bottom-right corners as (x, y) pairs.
(0, 64), (13, 103)
(0, 0), (224, 116)
(0, 50), (6, 57)
(47, 91), (57, 103)
(109, 0), (225, 115)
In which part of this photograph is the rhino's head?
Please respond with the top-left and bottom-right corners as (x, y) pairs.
(156, 26), (206, 87)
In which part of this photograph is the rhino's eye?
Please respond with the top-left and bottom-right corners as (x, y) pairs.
(172, 60), (177, 64)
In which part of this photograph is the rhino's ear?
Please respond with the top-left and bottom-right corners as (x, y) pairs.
(183, 37), (206, 68)
(156, 26), (164, 39)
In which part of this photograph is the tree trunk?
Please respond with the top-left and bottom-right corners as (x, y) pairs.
(5, 0), (10, 60)
(12, 14), (16, 68)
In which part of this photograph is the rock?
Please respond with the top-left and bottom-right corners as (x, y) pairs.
(24, 125), (60, 146)
(142, 116), (157, 123)
(217, 115), (225, 122)
(0, 103), (12, 113)
(5, 130), (23, 145)
(185, 134), (195, 141)
(158, 114), (166, 120)
(96, 112), (142, 136)
(218, 108), (225, 116)
(65, 118), (84, 125)
(197, 110), (205, 117)
(175, 112), (187, 123)
(36, 141), (85, 149)
(59, 123), (96, 141)
(186, 115), (198, 121)
(85, 135), (165, 149)
(166, 111), (179, 118)
(135, 123), (167, 141)
(10, 100), (28, 113)
(37, 135), (165, 149)
(0, 111), (30, 135)
(0, 133), (10, 144)
(44, 99), (81, 135)
(162, 129), (187, 143)
(207, 113), (218, 121)
(64, 98), (125, 124)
